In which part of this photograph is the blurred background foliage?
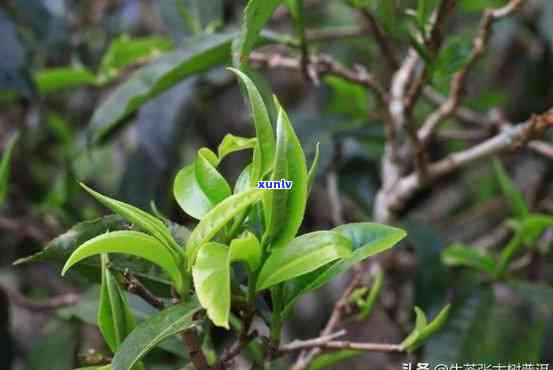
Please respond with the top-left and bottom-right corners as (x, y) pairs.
(1, 0), (553, 369)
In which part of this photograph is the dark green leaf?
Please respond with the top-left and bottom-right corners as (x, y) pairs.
(13, 215), (126, 265)
(34, 67), (97, 95)
(493, 159), (529, 219)
(0, 131), (18, 204)
(111, 300), (200, 370)
(99, 35), (172, 82)
(80, 183), (181, 260)
(89, 32), (236, 144)
(441, 244), (497, 276)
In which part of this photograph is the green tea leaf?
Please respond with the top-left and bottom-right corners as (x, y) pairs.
(307, 142), (320, 194)
(520, 213), (553, 246)
(80, 183), (181, 260)
(13, 215), (127, 265)
(493, 159), (529, 219)
(196, 148), (231, 203)
(495, 230), (524, 279)
(89, 32), (236, 144)
(98, 255), (137, 352)
(111, 300), (200, 370)
(61, 231), (184, 293)
(264, 99), (308, 249)
(256, 231), (352, 291)
(442, 244), (497, 276)
(229, 231), (262, 272)
(186, 188), (263, 269)
(282, 223), (405, 314)
(233, 0), (282, 66)
(228, 68), (275, 179)
(358, 266), (384, 319)
(192, 242), (232, 328)
(174, 164), (216, 220)
(0, 132), (18, 204)
(34, 67), (97, 95)
(218, 134), (257, 161)
(99, 35), (172, 82)
(401, 304), (451, 352)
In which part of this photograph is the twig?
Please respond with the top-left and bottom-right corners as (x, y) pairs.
(305, 26), (368, 42)
(182, 329), (216, 370)
(279, 330), (346, 352)
(281, 339), (402, 353)
(220, 330), (258, 365)
(326, 171), (345, 226)
(249, 52), (388, 104)
(122, 270), (165, 310)
(528, 140), (553, 160)
(360, 9), (398, 69)
(293, 270), (362, 370)
(2, 285), (79, 312)
(419, 0), (526, 143)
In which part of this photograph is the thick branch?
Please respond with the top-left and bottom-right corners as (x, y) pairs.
(376, 110), (553, 221)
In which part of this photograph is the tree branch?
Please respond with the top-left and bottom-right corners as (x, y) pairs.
(293, 270), (362, 370)
(2, 285), (78, 312)
(249, 52), (388, 104)
(122, 270), (165, 310)
(419, 0), (526, 143)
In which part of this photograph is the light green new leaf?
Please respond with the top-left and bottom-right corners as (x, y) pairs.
(98, 255), (137, 352)
(282, 223), (405, 314)
(0, 132), (18, 204)
(401, 304), (451, 352)
(174, 148), (231, 220)
(99, 35), (172, 81)
(193, 242), (231, 328)
(34, 67), (97, 95)
(195, 148), (231, 204)
(80, 183), (180, 259)
(186, 188), (263, 269)
(233, 0), (282, 66)
(193, 233), (262, 328)
(62, 231), (184, 293)
(256, 231), (352, 291)
(111, 299), (200, 370)
(174, 164), (215, 220)
(229, 231), (262, 272)
(89, 32), (236, 144)
(264, 99), (308, 248)
(358, 266), (384, 319)
(218, 134), (257, 161)
(441, 244), (497, 276)
(228, 68), (275, 180)
(493, 159), (529, 219)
